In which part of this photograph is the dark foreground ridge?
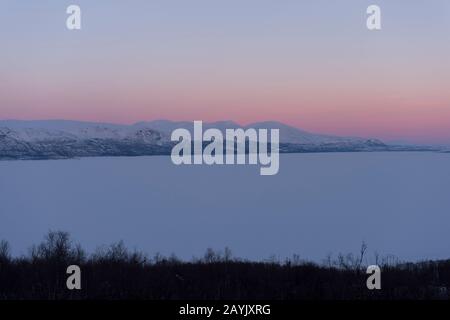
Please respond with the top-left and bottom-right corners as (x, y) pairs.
(0, 231), (449, 300)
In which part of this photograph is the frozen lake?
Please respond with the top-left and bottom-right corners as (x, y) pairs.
(1, 152), (449, 262)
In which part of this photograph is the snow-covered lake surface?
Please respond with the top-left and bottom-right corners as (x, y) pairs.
(1, 152), (449, 262)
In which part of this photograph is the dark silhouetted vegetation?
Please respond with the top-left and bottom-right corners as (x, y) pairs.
(0, 231), (449, 300)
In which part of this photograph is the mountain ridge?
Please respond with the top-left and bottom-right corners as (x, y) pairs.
(0, 119), (438, 160)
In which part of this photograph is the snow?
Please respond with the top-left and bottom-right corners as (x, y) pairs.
(0, 119), (378, 145)
(0, 152), (449, 262)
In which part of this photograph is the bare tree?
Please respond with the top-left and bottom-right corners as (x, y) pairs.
(357, 241), (368, 271)
(0, 240), (11, 263)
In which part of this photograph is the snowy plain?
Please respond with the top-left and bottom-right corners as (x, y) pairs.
(0, 152), (449, 263)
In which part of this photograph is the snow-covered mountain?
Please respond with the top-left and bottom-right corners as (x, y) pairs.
(0, 120), (170, 159)
(0, 119), (430, 160)
(134, 120), (384, 145)
(0, 120), (166, 141)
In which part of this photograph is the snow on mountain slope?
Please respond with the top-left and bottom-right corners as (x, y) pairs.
(0, 120), (170, 159)
(1, 119), (385, 145)
(0, 120), (167, 142)
(137, 120), (384, 146)
(0, 119), (391, 159)
(244, 121), (380, 145)
(134, 120), (242, 137)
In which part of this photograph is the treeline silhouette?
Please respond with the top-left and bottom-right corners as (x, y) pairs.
(0, 231), (449, 300)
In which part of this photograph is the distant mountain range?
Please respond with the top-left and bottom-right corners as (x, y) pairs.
(0, 120), (439, 160)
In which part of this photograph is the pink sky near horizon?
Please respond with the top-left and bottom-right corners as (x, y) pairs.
(2, 64), (449, 144)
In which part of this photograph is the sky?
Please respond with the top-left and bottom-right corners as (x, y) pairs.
(0, 0), (449, 144)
